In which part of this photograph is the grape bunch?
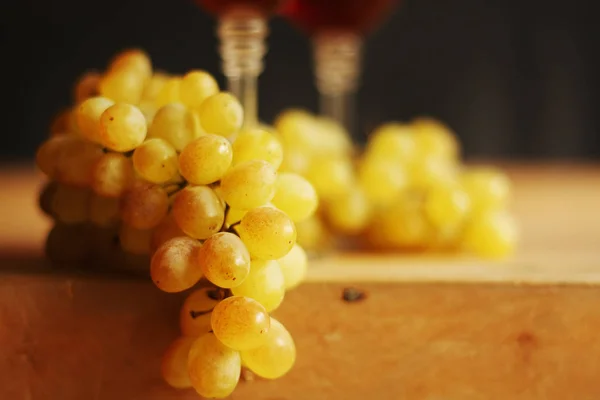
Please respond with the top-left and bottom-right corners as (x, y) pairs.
(35, 49), (319, 398)
(273, 109), (518, 259)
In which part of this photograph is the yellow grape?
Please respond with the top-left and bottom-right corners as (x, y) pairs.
(179, 134), (233, 185)
(99, 103), (147, 152)
(172, 186), (224, 240)
(461, 167), (511, 212)
(241, 317), (295, 379)
(161, 336), (195, 389)
(89, 194), (120, 227)
(138, 101), (158, 125)
(91, 152), (133, 197)
(155, 77), (182, 106)
(197, 92), (243, 136)
(365, 122), (416, 163)
(232, 128), (283, 169)
(220, 160), (276, 210)
(462, 210), (518, 259)
(305, 156), (354, 202)
(231, 259), (285, 312)
(278, 244), (307, 290)
(424, 183), (471, 229)
(197, 232), (251, 289)
(358, 158), (407, 206)
(45, 223), (91, 264)
(294, 214), (331, 251)
(150, 213), (186, 254)
(119, 224), (153, 255)
(180, 287), (224, 337)
(75, 96), (115, 143)
(279, 148), (312, 175)
(51, 185), (91, 224)
(313, 116), (353, 157)
(120, 182), (169, 229)
(211, 296), (270, 351)
(271, 172), (318, 223)
(73, 71), (101, 104)
(274, 109), (320, 152)
(411, 117), (459, 161)
(326, 186), (371, 235)
(408, 155), (458, 191)
(148, 103), (202, 151)
(107, 48), (152, 79)
(238, 206), (296, 260)
(180, 70), (219, 110)
(141, 72), (169, 102)
(132, 138), (178, 183)
(151, 237), (203, 292)
(54, 138), (104, 187)
(224, 206), (248, 228)
(187, 332), (241, 399)
(98, 69), (144, 104)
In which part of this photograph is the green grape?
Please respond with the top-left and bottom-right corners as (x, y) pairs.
(211, 296), (270, 351)
(172, 186), (224, 240)
(411, 117), (459, 161)
(271, 172), (318, 223)
(161, 336), (194, 389)
(75, 96), (115, 143)
(197, 92), (243, 136)
(45, 223), (92, 264)
(197, 232), (251, 289)
(462, 210), (518, 259)
(241, 317), (295, 380)
(118, 223), (153, 255)
(278, 244), (307, 290)
(358, 158), (407, 206)
(107, 48), (152, 79)
(150, 213), (186, 254)
(461, 167), (511, 212)
(424, 183), (471, 229)
(180, 287), (223, 337)
(179, 134), (233, 185)
(231, 259), (285, 312)
(238, 206), (296, 260)
(98, 69), (145, 104)
(326, 186), (371, 235)
(120, 182), (169, 230)
(148, 103), (202, 151)
(91, 152), (134, 197)
(231, 128), (283, 169)
(305, 156), (354, 202)
(180, 70), (219, 110)
(155, 77), (182, 106)
(99, 103), (147, 152)
(220, 160), (277, 210)
(51, 185), (91, 224)
(89, 194), (120, 227)
(151, 237), (203, 293)
(132, 138), (178, 184)
(187, 332), (241, 399)
(365, 122), (416, 163)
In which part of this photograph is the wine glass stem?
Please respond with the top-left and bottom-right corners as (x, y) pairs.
(320, 91), (354, 134)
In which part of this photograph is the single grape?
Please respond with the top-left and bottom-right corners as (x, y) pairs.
(273, 109), (320, 153)
(132, 138), (179, 184)
(187, 332), (241, 399)
(107, 49), (152, 79)
(161, 336), (195, 389)
(75, 96), (115, 143)
(238, 207), (296, 260)
(119, 224), (153, 255)
(198, 92), (243, 136)
(365, 122), (416, 163)
(180, 287), (224, 337)
(91, 152), (134, 197)
(89, 194), (120, 227)
(179, 134), (233, 185)
(411, 117), (459, 161)
(150, 213), (186, 254)
(211, 296), (270, 351)
(197, 232), (251, 289)
(220, 160), (276, 210)
(424, 183), (471, 229)
(271, 172), (318, 223)
(305, 156), (354, 202)
(462, 210), (518, 258)
(148, 103), (202, 151)
(54, 138), (104, 187)
(180, 70), (219, 110)
(172, 186), (225, 240)
(231, 259), (285, 312)
(461, 167), (511, 212)
(232, 128), (283, 169)
(278, 244), (307, 290)
(51, 185), (91, 224)
(120, 182), (169, 230)
(98, 69), (145, 104)
(326, 186), (371, 235)
(73, 71), (101, 104)
(151, 237), (203, 293)
(36, 136), (74, 178)
(241, 317), (295, 380)
(358, 158), (408, 206)
(99, 103), (147, 152)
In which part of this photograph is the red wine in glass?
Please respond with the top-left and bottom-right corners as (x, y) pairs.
(198, 0), (286, 16)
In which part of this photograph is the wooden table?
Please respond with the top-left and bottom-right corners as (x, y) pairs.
(1, 164), (599, 400)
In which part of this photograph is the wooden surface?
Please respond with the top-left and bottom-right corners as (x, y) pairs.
(1, 164), (600, 400)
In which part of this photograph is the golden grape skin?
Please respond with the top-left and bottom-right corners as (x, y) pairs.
(161, 336), (194, 389)
(119, 224), (153, 255)
(231, 259), (285, 312)
(271, 172), (318, 223)
(279, 147), (312, 175)
(132, 138), (178, 184)
(462, 210), (518, 259)
(51, 185), (91, 224)
(305, 156), (354, 202)
(313, 116), (353, 157)
(151, 237), (203, 293)
(155, 77), (182, 106)
(241, 317), (295, 380)
(407, 155), (458, 191)
(75, 96), (115, 143)
(73, 71), (101, 104)
(278, 244), (307, 290)
(358, 157), (408, 207)
(172, 186), (224, 240)
(179, 134), (233, 185)
(295, 214), (331, 251)
(365, 122), (416, 162)
(54, 138), (104, 188)
(211, 296), (270, 351)
(220, 160), (277, 210)
(98, 69), (145, 104)
(238, 207), (296, 260)
(326, 186), (371, 235)
(180, 287), (223, 337)
(180, 70), (219, 110)
(91, 152), (133, 197)
(141, 72), (169, 102)
(411, 117), (459, 161)
(120, 182), (169, 230)
(197, 232), (251, 289)
(198, 92), (244, 136)
(187, 332), (241, 399)
(273, 109), (320, 153)
(99, 103), (147, 152)
(148, 103), (202, 151)
(150, 213), (186, 254)
(36, 136), (74, 178)
(461, 167), (511, 212)
(89, 194), (120, 227)
(108, 48), (152, 79)
(232, 128), (283, 169)
(423, 184), (471, 229)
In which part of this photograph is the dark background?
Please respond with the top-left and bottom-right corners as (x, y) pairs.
(1, 0), (598, 161)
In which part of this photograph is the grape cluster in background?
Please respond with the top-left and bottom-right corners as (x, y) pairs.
(34, 48), (517, 399)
